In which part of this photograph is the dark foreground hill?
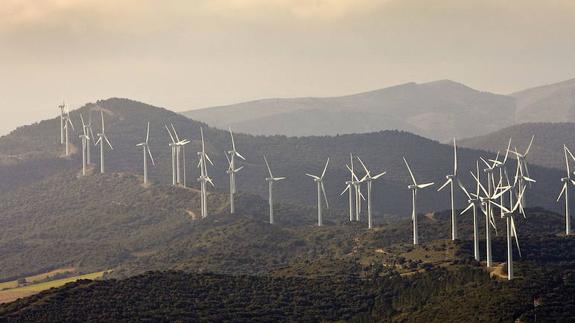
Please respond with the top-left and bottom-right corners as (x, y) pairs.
(1, 234), (574, 323)
(0, 98), (565, 218)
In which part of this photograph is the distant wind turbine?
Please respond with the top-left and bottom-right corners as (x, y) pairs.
(58, 102), (66, 145)
(85, 111), (96, 165)
(357, 157), (386, 229)
(459, 161), (482, 261)
(306, 158), (330, 227)
(165, 125), (177, 186)
(170, 124), (190, 187)
(403, 157), (434, 245)
(226, 128), (246, 214)
(342, 154), (356, 222)
(264, 156), (286, 224)
(136, 122), (156, 185)
(558, 145), (575, 236)
(498, 185), (526, 280)
(197, 128), (214, 218)
(509, 136), (535, 206)
(438, 138), (460, 240)
(95, 111), (113, 174)
(63, 106), (74, 157)
(79, 114), (90, 176)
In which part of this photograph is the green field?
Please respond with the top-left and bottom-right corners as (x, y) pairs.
(0, 271), (109, 304)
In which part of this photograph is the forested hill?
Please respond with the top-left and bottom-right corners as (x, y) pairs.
(0, 98), (565, 216)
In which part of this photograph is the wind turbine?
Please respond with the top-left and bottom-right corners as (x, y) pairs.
(264, 156), (286, 224)
(95, 111), (113, 174)
(498, 185), (526, 280)
(438, 138), (460, 240)
(136, 122), (156, 185)
(357, 157), (386, 229)
(471, 168), (510, 268)
(509, 136), (535, 206)
(403, 157), (434, 245)
(85, 111), (95, 165)
(58, 102), (66, 145)
(63, 107), (74, 157)
(197, 128), (214, 218)
(342, 154), (356, 222)
(165, 125), (177, 186)
(79, 114), (90, 176)
(170, 124), (190, 187)
(306, 158), (330, 227)
(226, 128), (246, 214)
(80, 113), (90, 176)
(459, 161), (482, 261)
(558, 145), (575, 236)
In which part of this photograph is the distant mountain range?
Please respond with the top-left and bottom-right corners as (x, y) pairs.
(459, 122), (575, 171)
(184, 78), (575, 141)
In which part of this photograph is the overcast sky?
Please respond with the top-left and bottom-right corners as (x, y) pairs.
(1, 0), (574, 135)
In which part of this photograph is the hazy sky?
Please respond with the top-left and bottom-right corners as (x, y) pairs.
(1, 0), (575, 135)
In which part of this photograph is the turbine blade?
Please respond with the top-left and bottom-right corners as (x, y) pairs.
(503, 137), (512, 164)
(100, 111), (105, 133)
(104, 135), (113, 150)
(458, 180), (471, 199)
(146, 122), (150, 143)
(235, 151), (246, 161)
(403, 157), (417, 185)
(148, 147), (156, 166)
(453, 138), (458, 175)
(170, 124), (180, 142)
(524, 135), (534, 156)
(437, 179), (451, 192)
(558, 183), (567, 202)
(321, 182), (329, 209)
(357, 156), (370, 176)
(264, 156), (274, 178)
(460, 203), (473, 215)
(372, 171), (386, 180)
(418, 182), (434, 189)
(229, 127), (236, 152)
(471, 170), (489, 197)
(341, 185), (351, 196)
(306, 174), (320, 180)
(565, 145), (571, 176)
(165, 125), (176, 143)
(321, 158), (330, 179)
(511, 216), (522, 257)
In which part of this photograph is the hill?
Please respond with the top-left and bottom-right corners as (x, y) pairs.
(184, 80), (515, 141)
(2, 231), (574, 322)
(459, 122), (575, 170)
(0, 98), (565, 218)
(512, 77), (575, 123)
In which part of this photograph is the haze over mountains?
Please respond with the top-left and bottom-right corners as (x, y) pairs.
(184, 77), (575, 141)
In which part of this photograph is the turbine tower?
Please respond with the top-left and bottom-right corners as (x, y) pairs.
(498, 186), (525, 280)
(170, 124), (190, 187)
(403, 157), (434, 245)
(58, 102), (66, 145)
(197, 128), (214, 218)
(165, 125), (177, 186)
(79, 114), (90, 176)
(357, 157), (386, 229)
(342, 154), (357, 222)
(471, 167), (510, 268)
(438, 138), (460, 240)
(306, 158), (330, 227)
(136, 122), (156, 185)
(226, 128), (246, 214)
(85, 111), (96, 165)
(264, 156), (286, 224)
(95, 111), (113, 174)
(458, 161), (482, 261)
(558, 145), (575, 236)
(63, 107), (74, 157)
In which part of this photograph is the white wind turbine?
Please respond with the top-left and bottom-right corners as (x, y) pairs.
(458, 161), (482, 261)
(264, 156), (286, 224)
(357, 157), (386, 229)
(558, 145), (575, 236)
(165, 125), (177, 186)
(403, 157), (434, 245)
(306, 158), (330, 227)
(59, 102), (66, 145)
(438, 138), (460, 240)
(95, 111), (113, 174)
(79, 114), (90, 176)
(509, 136), (535, 206)
(136, 122), (156, 185)
(197, 128), (214, 218)
(171, 124), (191, 187)
(471, 168), (510, 268)
(63, 106), (74, 157)
(341, 154), (357, 222)
(498, 185), (526, 281)
(226, 128), (246, 214)
(85, 111), (96, 165)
